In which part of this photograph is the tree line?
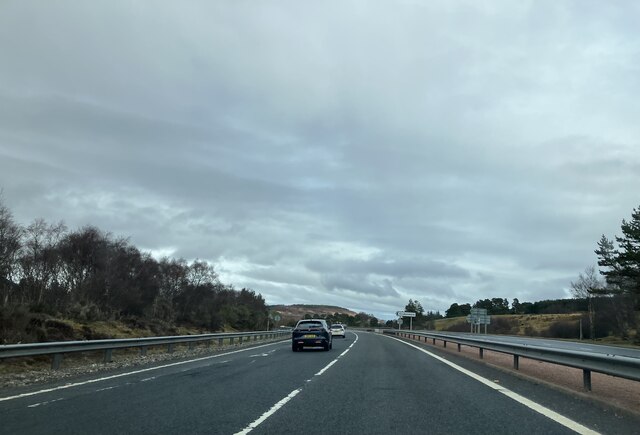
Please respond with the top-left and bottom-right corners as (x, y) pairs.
(0, 198), (268, 343)
(286, 311), (380, 328)
(573, 204), (640, 340)
(443, 297), (589, 318)
(443, 205), (640, 341)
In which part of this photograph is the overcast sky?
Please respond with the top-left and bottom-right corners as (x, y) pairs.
(1, 2), (639, 319)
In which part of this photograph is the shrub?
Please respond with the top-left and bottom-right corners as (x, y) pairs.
(80, 325), (109, 340)
(490, 317), (518, 334)
(43, 319), (75, 341)
(542, 320), (579, 339)
(443, 321), (470, 332)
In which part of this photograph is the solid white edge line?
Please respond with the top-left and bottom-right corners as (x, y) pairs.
(0, 339), (289, 403)
(234, 332), (359, 434)
(383, 335), (599, 435)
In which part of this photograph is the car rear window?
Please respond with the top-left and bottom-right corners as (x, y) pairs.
(296, 321), (323, 328)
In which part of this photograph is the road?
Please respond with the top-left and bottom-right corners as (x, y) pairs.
(1, 331), (639, 434)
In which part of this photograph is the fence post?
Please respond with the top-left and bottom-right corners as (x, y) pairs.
(583, 369), (592, 391)
(51, 353), (63, 370)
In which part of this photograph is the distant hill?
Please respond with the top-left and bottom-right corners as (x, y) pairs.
(269, 304), (358, 322)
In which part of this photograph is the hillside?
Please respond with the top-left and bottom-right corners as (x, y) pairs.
(269, 304), (359, 324)
(433, 313), (584, 335)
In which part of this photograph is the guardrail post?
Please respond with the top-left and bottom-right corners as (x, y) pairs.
(239, 336), (243, 344)
(457, 343), (461, 352)
(103, 349), (113, 363)
(168, 343), (174, 353)
(254, 335), (258, 341)
(230, 337), (235, 345)
(51, 353), (63, 370)
(513, 355), (519, 370)
(432, 338), (435, 345)
(444, 341), (447, 348)
(140, 346), (147, 356)
(206, 340), (211, 348)
(479, 348), (484, 359)
(583, 369), (592, 391)
(219, 338), (224, 346)
(188, 342), (195, 351)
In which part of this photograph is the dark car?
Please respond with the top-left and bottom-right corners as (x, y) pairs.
(292, 319), (332, 351)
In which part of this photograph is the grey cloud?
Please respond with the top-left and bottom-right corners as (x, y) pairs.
(321, 274), (401, 299)
(307, 256), (470, 280)
(1, 2), (639, 317)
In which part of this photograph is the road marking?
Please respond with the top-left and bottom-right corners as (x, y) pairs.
(27, 397), (64, 408)
(0, 340), (289, 403)
(234, 388), (302, 435)
(384, 335), (599, 435)
(314, 337), (358, 377)
(95, 386), (118, 392)
(235, 332), (359, 434)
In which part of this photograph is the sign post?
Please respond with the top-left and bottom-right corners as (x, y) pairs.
(396, 311), (417, 330)
(466, 308), (491, 333)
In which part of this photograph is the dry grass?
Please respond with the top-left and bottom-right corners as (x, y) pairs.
(435, 313), (582, 335)
(0, 318), (213, 376)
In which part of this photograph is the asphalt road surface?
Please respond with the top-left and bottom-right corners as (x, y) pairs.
(1, 331), (639, 434)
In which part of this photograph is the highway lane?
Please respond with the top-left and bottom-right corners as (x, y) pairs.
(252, 332), (628, 435)
(1, 331), (639, 434)
(1, 338), (331, 434)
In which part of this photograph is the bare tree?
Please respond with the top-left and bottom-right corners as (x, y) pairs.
(17, 219), (67, 305)
(187, 259), (219, 287)
(0, 198), (22, 306)
(158, 257), (189, 298)
(570, 265), (606, 339)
